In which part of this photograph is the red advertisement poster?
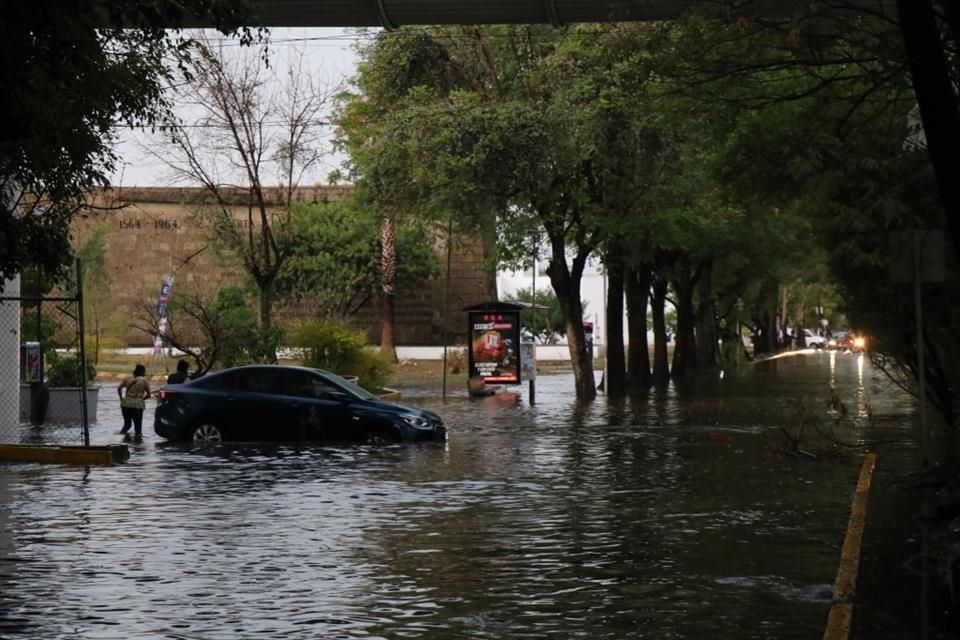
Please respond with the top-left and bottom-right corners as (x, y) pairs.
(468, 311), (520, 384)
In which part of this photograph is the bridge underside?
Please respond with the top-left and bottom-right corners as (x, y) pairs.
(248, 1), (897, 28)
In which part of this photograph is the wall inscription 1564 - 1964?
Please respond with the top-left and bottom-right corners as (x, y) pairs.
(118, 218), (181, 231)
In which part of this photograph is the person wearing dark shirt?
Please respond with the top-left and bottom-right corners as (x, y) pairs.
(166, 359), (190, 385)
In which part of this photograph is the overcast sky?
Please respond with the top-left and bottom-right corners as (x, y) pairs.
(111, 28), (366, 187)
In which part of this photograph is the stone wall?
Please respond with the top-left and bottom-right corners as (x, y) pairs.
(75, 186), (496, 346)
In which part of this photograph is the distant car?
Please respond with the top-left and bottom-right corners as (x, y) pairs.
(827, 330), (850, 351)
(154, 365), (446, 444)
(825, 330), (867, 352)
(803, 329), (827, 349)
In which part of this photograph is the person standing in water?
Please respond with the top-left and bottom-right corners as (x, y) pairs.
(118, 364), (151, 439)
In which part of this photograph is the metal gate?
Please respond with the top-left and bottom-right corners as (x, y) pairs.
(0, 259), (91, 446)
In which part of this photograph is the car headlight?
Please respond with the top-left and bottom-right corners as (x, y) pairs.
(853, 337), (866, 349)
(401, 415), (430, 428)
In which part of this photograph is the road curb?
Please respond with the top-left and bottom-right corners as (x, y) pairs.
(0, 444), (129, 465)
(823, 452), (877, 640)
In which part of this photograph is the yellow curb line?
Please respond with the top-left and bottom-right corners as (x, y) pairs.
(0, 444), (129, 465)
(823, 452), (877, 640)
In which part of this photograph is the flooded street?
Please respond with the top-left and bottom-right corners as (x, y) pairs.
(0, 352), (935, 638)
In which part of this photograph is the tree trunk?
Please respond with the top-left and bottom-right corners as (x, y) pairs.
(779, 284), (789, 339)
(625, 262), (651, 391)
(694, 258), (719, 370)
(762, 308), (777, 354)
(258, 277), (277, 362)
(481, 222), (500, 301)
(560, 300), (596, 400)
(258, 279), (273, 331)
(897, 0), (960, 259)
(670, 257), (697, 381)
(751, 283), (779, 356)
(651, 276), (670, 388)
(604, 241), (627, 397)
(380, 215), (398, 362)
(546, 243), (596, 400)
(258, 277), (275, 339)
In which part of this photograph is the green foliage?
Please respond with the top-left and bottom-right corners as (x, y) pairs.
(653, 9), (960, 420)
(20, 313), (61, 358)
(46, 353), (96, 387)
(75, 226), (110, 291)
(209, 286), (277, 368)
(0, 215), (73, 290)
(335, 25), (694, 394)
(278, 196), (439, 317)
(335, 16), (956, 400)
(69, 225), (117, 364)
(247, 324), (284, 366)
(289, 320), (392, 391)
(0, 1), (262, 289)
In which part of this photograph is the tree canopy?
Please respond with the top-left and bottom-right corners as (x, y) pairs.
(334, 7), (958, 415)
(277, 195), (439, 319)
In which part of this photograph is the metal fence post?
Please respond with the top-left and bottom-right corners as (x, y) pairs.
(76, 258), (89, 446)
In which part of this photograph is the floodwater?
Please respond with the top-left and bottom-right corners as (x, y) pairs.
(0, 352), (939, 639)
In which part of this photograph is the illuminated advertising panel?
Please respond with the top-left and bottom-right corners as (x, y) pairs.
(468, 311), (521, 384)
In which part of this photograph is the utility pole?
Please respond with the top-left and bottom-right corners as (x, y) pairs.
(528, 231), (537, 405)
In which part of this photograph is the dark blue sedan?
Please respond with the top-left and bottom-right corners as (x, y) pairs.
(153, 365), (445, 444)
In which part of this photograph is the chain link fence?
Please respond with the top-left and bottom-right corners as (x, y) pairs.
(0, 263), (92, 447)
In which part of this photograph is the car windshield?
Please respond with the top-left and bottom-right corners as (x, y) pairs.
(320, 370), (380, 401)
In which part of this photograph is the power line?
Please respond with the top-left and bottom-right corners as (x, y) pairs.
(212, 25), (649, 47)
(113, 119), (339, 130)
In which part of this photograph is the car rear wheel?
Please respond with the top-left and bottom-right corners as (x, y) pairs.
(190, 422), (225, 444)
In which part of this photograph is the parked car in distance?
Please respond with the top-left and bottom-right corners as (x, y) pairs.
(154, 365), (446, 444)
(828, 330), (867, 353)
(827, 330), (850, 351)
(803, 329), (827, 349)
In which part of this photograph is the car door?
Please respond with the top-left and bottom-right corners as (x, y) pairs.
(280, 369), (359, 442)
(230, 367), (297, 441)
(193, 369), (247, 436)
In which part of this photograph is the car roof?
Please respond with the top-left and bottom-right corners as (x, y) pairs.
(220, 364), (330, 373)
(198, 364), (334, 379)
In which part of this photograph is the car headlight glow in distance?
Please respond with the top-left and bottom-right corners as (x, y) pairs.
(854, 337), (866, 349)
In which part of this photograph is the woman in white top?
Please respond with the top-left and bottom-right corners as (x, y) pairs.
(118, 363), (151, 439)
